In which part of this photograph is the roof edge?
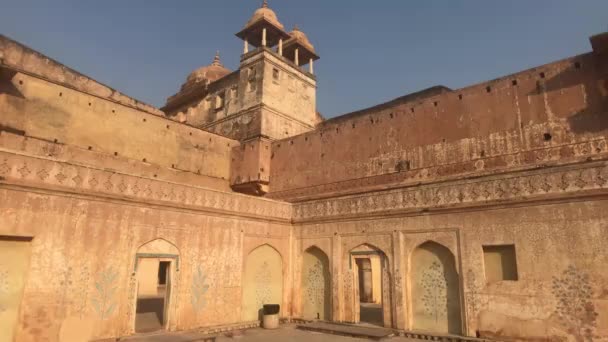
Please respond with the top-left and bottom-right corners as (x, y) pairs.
(0, 34), (163, 116)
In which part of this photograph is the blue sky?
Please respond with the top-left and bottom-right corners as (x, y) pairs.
(1, 1), (607, 118)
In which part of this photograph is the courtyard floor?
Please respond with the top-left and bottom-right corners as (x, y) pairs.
(127, 324), (419, 342)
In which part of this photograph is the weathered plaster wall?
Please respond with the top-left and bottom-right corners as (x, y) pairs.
(0, 191), (290, 342)
(293, 179), (608, 341)
(230, 138), (272, 194)
(0, 68), (236, 190)
(269, 52), (608, 200)
(260, 51), (317, 130)
(0, 35), (162, 116)
(0, 149), (292, 342)
(0, 238), (32, 342)
(165, 67), (255, 135)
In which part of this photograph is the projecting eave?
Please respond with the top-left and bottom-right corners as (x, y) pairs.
(236, 19), (290, 48)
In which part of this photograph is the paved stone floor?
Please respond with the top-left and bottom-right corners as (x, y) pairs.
(128, 325), (419, 341)
(359, 303), (384, 326)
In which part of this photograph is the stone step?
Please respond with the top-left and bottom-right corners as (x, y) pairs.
(395, 330), (499, 342)
(298, 322), (502, 342)
(297, 322), (395, 340)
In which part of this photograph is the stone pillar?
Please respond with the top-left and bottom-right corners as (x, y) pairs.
(278, 38), (283, 56)
(332, 233), (343, 322)
(393, 230), (406, 329)
(294, 48), (299, 66)
(244, 39), (249, 54)
(262, 28), (267, 47)
(309, 58), (314, 74)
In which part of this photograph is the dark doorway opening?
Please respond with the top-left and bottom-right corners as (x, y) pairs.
(158, 261), (170, 285)
(135, 259), (172, 333)
(354, 254), (384, 327)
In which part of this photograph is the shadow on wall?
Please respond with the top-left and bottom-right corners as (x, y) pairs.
(0, 68), (25, 99)
(135, 297), (165, 333)
(529, 62), (608, 134)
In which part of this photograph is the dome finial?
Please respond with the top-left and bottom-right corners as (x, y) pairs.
(212, 50), (222, 66)
(262, 0), (268, 8)
(293, 24), (299, 31)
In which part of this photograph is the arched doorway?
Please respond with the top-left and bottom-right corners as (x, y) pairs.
(242, 244), (283, 321)
(410, 241), (462, 334)
(301, 246), (331, 320)
(133, 239), (180, 333)
(350, 244), (392, 327)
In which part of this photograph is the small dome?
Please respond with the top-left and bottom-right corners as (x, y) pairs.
(245, 0), (284, 30)
(183, 52), (231, 89)
(289, 25), (315, 51)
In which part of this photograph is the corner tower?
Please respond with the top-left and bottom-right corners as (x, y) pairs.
(235, 0), (320, 140)
(162, 1), (320, 143)
(162, 1), (320, 196)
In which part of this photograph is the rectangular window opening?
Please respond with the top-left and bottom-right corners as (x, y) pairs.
(483, 244), (518, 282)
(216, 92), (225, 110)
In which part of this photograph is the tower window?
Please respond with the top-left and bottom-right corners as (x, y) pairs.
(272, 68), (280, 80)
(248, 67), (257, 92)
(216, 92), (225, 110)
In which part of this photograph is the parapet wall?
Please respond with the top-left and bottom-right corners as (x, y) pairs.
(0, 35), (162, 116)
(0, 67), (237, 191)
(268, 51), (608, 201)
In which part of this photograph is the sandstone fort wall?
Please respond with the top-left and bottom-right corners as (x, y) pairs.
(269, 52), (608, 200)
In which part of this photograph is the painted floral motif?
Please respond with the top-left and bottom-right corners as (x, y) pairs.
(255, 261), (272, 308)
(76, 266), (91, 318)
(465, 269), (481, 323)
(191, 265), (210, 313)
(91, 267), (118, 320)
(305, 260), (325, 306)
(0, 266), (9, 313)
(420, 261), (448, 323)
(552, 265), (598, 342)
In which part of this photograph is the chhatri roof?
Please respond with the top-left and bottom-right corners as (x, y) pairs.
(287, 25), (315, 52)
(244, 0), (284, 31)
(236, 0), (290, 47)
(182, 51), (231, 90)
(283, 25), (319, 63)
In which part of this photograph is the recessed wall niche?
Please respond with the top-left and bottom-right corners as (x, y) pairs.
(482, 244), (518, 282)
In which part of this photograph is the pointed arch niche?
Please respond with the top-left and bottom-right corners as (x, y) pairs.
(301, 246), (331, 320)
(409, 241), (462, 335)
(242, 244), (283, 321)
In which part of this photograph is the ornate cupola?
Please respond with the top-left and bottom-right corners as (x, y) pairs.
(182, 51), (230, 90)
(236, 0), (290, 53)
(163, 51), (232, 113)
(283, 25), (320, 73)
